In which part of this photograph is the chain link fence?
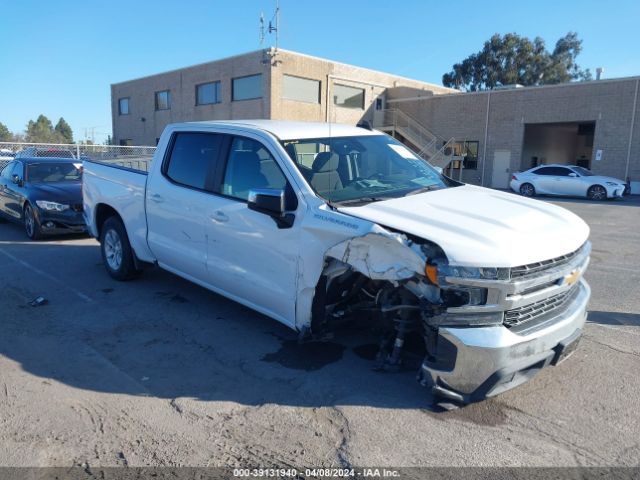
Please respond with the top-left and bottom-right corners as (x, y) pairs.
(0, 142), (156, 172)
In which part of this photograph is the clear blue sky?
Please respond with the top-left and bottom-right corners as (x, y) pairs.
(1, 0), (638, 144)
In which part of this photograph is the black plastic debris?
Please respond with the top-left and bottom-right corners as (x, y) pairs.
(29, 296), (48, 307)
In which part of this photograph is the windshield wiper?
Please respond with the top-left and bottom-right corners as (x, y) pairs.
(404, 185), (441, 197)
(333, 196), (386, 207)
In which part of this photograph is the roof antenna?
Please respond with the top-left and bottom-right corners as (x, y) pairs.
(259, 12), (265, 46)
(268, 0), (280, 52)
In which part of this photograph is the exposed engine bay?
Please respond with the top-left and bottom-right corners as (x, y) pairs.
(306, 231), (459, 391)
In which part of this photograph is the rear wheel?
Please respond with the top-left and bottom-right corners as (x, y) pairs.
(24, 204), (42, 240)
(587, 185), (607, 200)
(519, 183), (535, 197)
(100, 216), (141, 280)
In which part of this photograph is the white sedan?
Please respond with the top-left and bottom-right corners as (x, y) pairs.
(510, 164), (626, 200)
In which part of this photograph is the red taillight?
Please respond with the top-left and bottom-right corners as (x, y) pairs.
(511, 175), (518, 181)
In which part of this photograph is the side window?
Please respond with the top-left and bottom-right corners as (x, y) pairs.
(533, 167), (554, 176)
(1, 161), (15, 179)
(222, 137), (287, 201)
(164, 132), (222, 190)
(555, 167), (572, 177)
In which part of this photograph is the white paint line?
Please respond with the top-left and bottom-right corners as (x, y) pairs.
(0, 248), (93, 303)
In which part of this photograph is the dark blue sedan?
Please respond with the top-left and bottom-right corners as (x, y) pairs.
(0, 157), (85, 239)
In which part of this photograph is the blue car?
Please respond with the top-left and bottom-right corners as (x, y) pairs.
(0, 157), (86, 239)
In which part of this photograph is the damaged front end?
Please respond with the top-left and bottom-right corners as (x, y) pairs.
(304, 225), (590, 405)
(306, 227), (493, 397)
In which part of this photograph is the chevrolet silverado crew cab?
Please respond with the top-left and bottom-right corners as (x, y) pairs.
(83, 120), (591, 404)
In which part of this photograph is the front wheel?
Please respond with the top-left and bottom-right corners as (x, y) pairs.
(24, 204), (42, 240)
(519, 183), (535, 197)
(100, 216), (141, 280)
(587, 185), (607, 200)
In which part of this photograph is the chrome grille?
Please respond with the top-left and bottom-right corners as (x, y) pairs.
(510, 243), (586, 279)
(504, 284), (580, 328)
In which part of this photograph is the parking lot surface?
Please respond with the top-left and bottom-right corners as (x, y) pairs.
(0, 196), (639, 467)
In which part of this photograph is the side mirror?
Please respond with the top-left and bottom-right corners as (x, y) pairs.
(248, 188), (294, 229)
(568, 172), (578, 177)
(11, 174), (22, 186)
(248, 188), (285, 216)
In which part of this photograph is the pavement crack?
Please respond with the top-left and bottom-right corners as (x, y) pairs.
(583, 335), (640, 358)
(169, 398), (184, 415)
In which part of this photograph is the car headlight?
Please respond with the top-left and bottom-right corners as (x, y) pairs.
(436, 264), (509, 281)
(36, 200), (69, 211)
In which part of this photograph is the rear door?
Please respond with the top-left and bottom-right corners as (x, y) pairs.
(530, 166), (560, 194)
(146, 132), (224, 284)
(204, 134), (301, 327)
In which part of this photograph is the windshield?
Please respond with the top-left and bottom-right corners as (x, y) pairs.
(572, 166), (594, 177)
(282, 135), (453, 204)
(27, 162), (82, 183)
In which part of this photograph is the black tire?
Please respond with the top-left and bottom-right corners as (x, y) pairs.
(519, 183), (535, 197)
(23, 203), (42, 240)
(587, 184), (607, 201)
(99, 216), (141, 281)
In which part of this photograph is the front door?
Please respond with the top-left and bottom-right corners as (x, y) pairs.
(491, 150), (511, 188)
(205, 135), (301, 327)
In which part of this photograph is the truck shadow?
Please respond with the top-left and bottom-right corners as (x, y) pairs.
(0, 238), (435, 410)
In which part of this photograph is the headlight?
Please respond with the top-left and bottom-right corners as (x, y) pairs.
(437, 265), (509, 281)
(36, 200), (69, 211)
(605, 182), (618, 186)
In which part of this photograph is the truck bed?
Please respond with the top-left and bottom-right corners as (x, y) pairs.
(82, 159), (154, 263)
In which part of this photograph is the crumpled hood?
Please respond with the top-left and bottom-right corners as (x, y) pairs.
(338, 185), (590, 268)
(30, 182), (83, 204)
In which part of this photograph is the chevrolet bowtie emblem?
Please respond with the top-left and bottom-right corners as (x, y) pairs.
(564, 269), (580, 286)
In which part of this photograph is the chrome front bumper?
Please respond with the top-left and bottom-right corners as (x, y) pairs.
(420, 278), (590, 403)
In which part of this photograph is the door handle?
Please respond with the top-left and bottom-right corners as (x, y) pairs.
(149, 193), (164, 203)
(210, 210), (229, 223)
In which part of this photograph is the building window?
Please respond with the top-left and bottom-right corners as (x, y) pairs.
(119, 139), (133, 146)
(282, 74), (320, 104)
(333, 84), (365, 109)
(155, 90), (171, 111)
(451, 140), (479, 170)
(118, 98), (129, 115)
(196, 81), (221, 105)
(232, 74), (262, 101)
(375, 98), (383, 110)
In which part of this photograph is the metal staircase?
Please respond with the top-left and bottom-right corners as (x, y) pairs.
(373, 109), (457, 169)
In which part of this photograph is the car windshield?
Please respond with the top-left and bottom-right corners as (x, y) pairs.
(282, 135), (453, 204)
(27, 162), (82, 183)
(572, 166), (594, 176)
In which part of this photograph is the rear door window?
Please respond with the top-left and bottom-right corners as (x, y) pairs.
(164, 132), (223, 190)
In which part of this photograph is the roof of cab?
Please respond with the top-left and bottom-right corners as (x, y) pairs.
(176, 120), (383, 141)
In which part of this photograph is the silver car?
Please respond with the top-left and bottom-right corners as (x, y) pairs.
(510, 164), (626, 200)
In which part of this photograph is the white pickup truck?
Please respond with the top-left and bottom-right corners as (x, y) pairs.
(83, 120), (591, 404)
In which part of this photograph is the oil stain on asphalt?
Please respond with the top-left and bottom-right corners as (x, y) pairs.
(262, 340), (345, 371)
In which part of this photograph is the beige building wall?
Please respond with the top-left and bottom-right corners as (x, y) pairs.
(390, 77), (640, 188)
(111, 50), (271, 145)
(111, 48), (454, 146)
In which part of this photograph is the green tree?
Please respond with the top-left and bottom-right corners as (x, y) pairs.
(54, 117), (73, 143)
(442, 32), (591, 91)
(26, 115), (57, 143)
(0, 122), (12, 142)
